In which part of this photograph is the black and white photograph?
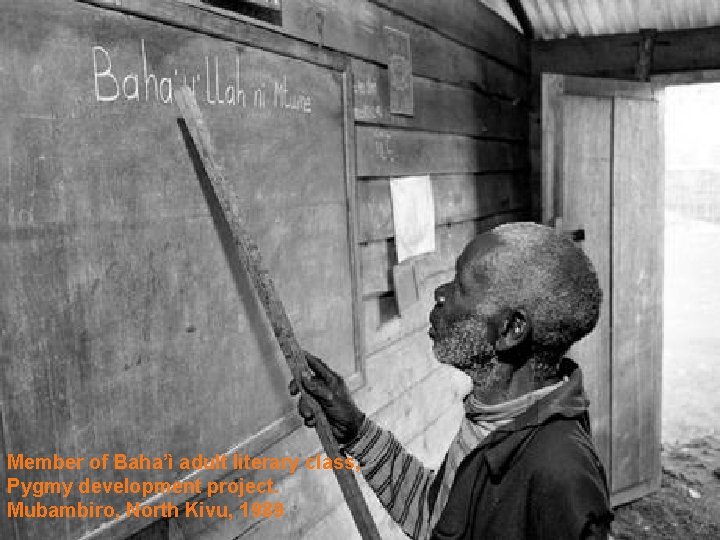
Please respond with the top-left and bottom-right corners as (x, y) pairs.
(1, 1), (719, 539)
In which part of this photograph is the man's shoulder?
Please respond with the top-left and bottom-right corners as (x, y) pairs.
(524, 417), (604, 480)
(520, 418), (612, 538)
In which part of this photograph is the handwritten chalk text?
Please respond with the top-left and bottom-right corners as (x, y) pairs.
(91, 39), (312, 114)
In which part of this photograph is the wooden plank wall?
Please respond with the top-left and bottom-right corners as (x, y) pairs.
(529, 25), (720, 222)
(345, 4), (531, 357)
(9, 1), (530, 538)
(167, 2), (529, 538)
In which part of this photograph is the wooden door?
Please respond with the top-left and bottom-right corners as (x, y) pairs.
(542, 74), (664, 507)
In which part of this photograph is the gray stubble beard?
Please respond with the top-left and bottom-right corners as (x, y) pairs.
(432, 315), (502, 392)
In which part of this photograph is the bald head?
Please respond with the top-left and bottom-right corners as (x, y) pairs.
(463, 222), (602, 359)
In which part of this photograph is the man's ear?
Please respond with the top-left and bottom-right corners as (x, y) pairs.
(495, 308), (532, 353)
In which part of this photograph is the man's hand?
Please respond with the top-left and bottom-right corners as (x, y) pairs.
(288, 352), (366, 445)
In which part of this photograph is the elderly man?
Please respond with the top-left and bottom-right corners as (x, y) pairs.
(290, 222), (612, 539)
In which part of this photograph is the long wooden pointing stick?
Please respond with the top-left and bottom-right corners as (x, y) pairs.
(174, 86), (382, 540)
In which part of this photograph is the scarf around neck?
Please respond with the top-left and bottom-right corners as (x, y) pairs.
(428, 378), (567, 535)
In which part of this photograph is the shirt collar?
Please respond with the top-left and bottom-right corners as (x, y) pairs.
(478, 359), (590, 477)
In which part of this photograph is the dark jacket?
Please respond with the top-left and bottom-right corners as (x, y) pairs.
(428, 359), (612, 539)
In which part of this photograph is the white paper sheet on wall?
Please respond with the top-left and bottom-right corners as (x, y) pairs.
(389, 175), (436, 263)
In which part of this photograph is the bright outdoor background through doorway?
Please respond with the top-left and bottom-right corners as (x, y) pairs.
(663, 83), (720, 444)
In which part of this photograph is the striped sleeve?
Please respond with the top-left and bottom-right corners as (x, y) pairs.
(344, 417), (434, 540)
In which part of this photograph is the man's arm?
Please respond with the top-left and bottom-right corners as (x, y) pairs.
(343, 417), (434, 540)
(290, 353), (434, 540)
(528, 443), (613, 540)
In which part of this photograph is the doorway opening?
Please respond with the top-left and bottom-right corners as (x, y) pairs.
(663, 83), (720, 445)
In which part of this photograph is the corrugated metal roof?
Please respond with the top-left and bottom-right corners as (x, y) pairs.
(480, 0), (720, 40)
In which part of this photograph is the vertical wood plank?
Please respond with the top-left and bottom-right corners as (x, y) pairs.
(0, 402), (20, 540)
(541, 73), (562, 225)
(654, 88), (665, 490)
(611, 96), (663, 496)
(561, 95), (613, 477)
(343, 67), (365, 378)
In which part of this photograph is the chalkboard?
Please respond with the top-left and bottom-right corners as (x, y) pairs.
(0, 2), (359, 539)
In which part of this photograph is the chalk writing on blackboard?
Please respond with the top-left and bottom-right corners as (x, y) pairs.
(353, 75), (382, 121)
(91, 39), (312, 113)
(374, 130), (397, 162)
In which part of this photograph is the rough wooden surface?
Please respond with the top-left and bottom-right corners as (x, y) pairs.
(91, 0), (534, 365)
(530, 25), (720, 217)
(356, 128), (527, 177)
(174, 86), (380, 540)
(359, 210), (529, 297)
(351, 59), (527, 140)
(541, 74), (663, 508)
(351, 58), (526, 139)
(350, 0), (531, 360)
(78, 0), (347, 71)
(560, 95), (613, 476)
(0, 3), (359, 539)
(357, 173), (528, 242)
(611, 96), (663, 501)
(175, 328), (469, 540)
(1, 0), (532, 538)
(96, 0), (529, 100)
(384, 26), (414, 116)
(361, 212), (530, 355)
(283, 0), (527, 98)
(532, 25), (720, 80)
(368, 0), (529, 69)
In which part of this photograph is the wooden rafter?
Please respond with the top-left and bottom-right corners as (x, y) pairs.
(506, 0), (534, 38)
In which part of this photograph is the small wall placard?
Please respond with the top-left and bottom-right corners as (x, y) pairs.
(384, 26), (414, 116)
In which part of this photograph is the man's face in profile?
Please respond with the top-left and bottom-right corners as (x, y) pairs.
(428, 235), (503, 381)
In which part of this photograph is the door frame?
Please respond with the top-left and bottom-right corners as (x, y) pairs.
(651, 69), (720, 87)
(541, 73), (659, 227)
(541, 73), (665, 507)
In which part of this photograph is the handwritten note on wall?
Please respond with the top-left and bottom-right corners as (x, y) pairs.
(91, 39), (312, 113)
(389, 175), (435, 263)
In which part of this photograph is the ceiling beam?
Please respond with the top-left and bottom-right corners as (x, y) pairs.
(506, 0), (534, 38)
